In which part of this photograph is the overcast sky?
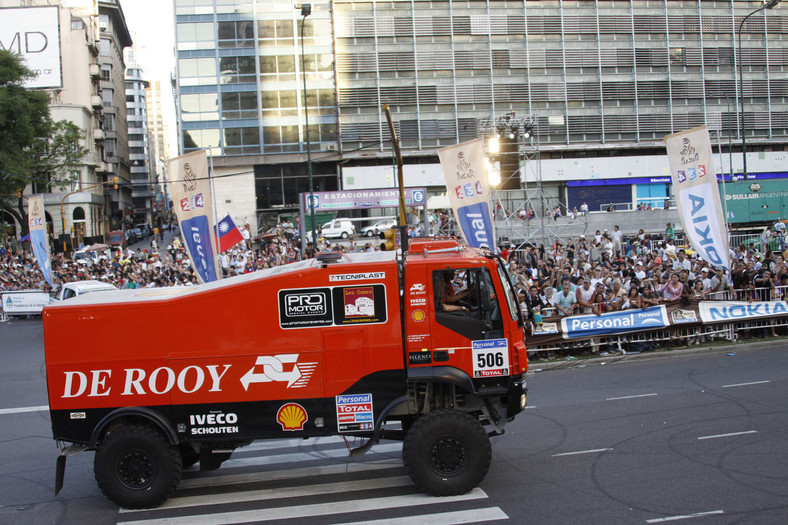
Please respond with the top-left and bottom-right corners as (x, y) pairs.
(120, 0), (178, 157)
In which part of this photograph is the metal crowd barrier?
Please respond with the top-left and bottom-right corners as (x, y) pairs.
(527, 286), (788, 355)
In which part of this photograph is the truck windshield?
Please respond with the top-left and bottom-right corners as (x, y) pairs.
(496, 261), (521, 322)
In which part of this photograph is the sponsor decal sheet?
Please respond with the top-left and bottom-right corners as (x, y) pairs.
(28, 194), (53, 287)
(438, 139), (497, 251)
(167, 150), (221, 282)
(664, 126), (731, 270)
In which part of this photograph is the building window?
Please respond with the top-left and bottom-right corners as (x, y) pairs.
(178, 58), (217, 86)
(219, 56), (257, 84)
(221, 91), (258, 119)
(223, 127), (261, 154)
(181, 93), (219, 122)
(183, 129), (220, 152)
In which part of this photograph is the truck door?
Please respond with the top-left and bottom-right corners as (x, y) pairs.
(432, 267), (504, 342)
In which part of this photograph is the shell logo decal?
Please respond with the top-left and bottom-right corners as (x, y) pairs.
(412, 309), (426, 322)
(277, 403), (308, 431)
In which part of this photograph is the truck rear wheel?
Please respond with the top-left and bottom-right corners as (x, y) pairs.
(94, 424), (182, 509)
(402, 410), (491, 496)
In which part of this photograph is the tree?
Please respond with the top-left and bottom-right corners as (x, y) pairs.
(0, 50), (87, 237)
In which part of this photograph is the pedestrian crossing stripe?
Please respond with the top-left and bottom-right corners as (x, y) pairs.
(117, 489), (492, 525)
(116, 438), (508, 524)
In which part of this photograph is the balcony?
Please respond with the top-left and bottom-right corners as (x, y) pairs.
(91, 95), (102, 108)
(89, 63), (100, 78)
(93, 129), (105, 141)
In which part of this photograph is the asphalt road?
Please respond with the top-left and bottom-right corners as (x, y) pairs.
(0, 319), (786, 524)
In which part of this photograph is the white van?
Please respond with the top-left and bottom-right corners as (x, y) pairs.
(321, 219), (355, 239)
(55, 280), (117, 302)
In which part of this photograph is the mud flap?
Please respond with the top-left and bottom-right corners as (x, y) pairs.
(55, 445), (88, 495)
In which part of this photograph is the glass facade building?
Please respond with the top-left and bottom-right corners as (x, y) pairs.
(173, 0), (788, 218)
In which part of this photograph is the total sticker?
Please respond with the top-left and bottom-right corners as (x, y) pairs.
(471, 338), (509, 378)
(335, 393), (374, 433)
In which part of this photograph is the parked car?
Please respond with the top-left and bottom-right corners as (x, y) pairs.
(135, 224), (152, 239)
(361, 219), (398, 237)
(124, 229), (138, 246)
(321, 219), (355, 239)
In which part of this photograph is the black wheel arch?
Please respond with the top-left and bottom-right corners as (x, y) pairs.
(90, 407), (179, 448)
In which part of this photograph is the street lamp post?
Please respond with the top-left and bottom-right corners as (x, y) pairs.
(737, 0), (781, 179)
(298, 3), (316, 252)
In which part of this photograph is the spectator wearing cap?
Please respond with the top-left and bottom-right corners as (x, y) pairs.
(634, 260), (647, 281)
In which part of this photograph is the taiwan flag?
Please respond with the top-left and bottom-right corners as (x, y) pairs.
(215, 214), (244, 252)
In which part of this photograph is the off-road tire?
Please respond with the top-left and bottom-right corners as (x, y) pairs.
(94, 424), (182, 509)
(402, 410), (491, 496)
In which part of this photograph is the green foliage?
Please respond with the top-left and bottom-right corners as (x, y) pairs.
(0, 50), (87, 235)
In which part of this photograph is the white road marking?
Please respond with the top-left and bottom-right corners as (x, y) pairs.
(117, 488), (489, 525)
(722, 380), (770, 388)
(552, 448), (612, 457)
(0, 405), (48, 415)
(646, 509), (724, 522)
(121, 476), (413, 513)
(606, 393), (658, 401)
(697, 430), (757, 441)
(337, 507), (509, 524)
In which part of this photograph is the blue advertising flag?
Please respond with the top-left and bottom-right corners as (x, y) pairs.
(181, 215), (219, 283)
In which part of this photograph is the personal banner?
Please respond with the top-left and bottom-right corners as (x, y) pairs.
(529, 301), (788, 346)
(28, 194), (53, 287)
(438, 139), (497, 251)
(664, 126), (730, 269)
(167, 150), (221, 283)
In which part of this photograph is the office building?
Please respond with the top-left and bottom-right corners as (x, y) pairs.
(173, 0), (787, 230)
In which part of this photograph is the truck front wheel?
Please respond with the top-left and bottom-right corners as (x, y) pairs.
(402, 410), (491, 496)
(94, 424), (183, 509)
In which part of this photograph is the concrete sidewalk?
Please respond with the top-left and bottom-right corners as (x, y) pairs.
(527, 338), (781, 372)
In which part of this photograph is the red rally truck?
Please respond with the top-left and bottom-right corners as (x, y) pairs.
(43, 237), (528, 508)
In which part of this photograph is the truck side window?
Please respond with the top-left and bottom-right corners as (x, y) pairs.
(433, 268), (503, 340)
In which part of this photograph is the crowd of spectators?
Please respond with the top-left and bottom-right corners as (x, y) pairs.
(3, 220), (788, 333)
(502, 226), (788, 325)
(0, 223), (312, 293)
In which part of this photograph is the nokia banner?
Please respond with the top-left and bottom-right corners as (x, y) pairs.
(167, 150), (221, 283)
(664, 126), (730, 270)
(438, 139), (497, 251)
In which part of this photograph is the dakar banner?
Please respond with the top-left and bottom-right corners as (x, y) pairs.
(27, 194), (53, 287)
(664, 126), (730, 270)
(438, 139), (497, 251)
(167, 150), (221, 283)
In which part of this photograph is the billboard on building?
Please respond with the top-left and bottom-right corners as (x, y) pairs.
(0, 6), (62, 89)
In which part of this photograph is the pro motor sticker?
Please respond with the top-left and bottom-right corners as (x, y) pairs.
(280, 285), (387, 328)
(336, 393), (374, 432)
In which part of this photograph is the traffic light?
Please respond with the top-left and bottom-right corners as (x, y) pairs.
(379, 228), (397, 251)
(16, 188), (22, 199)
(113, 176), (118, 189)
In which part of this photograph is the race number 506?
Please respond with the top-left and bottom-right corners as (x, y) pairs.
(471, 339), (509, 378)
